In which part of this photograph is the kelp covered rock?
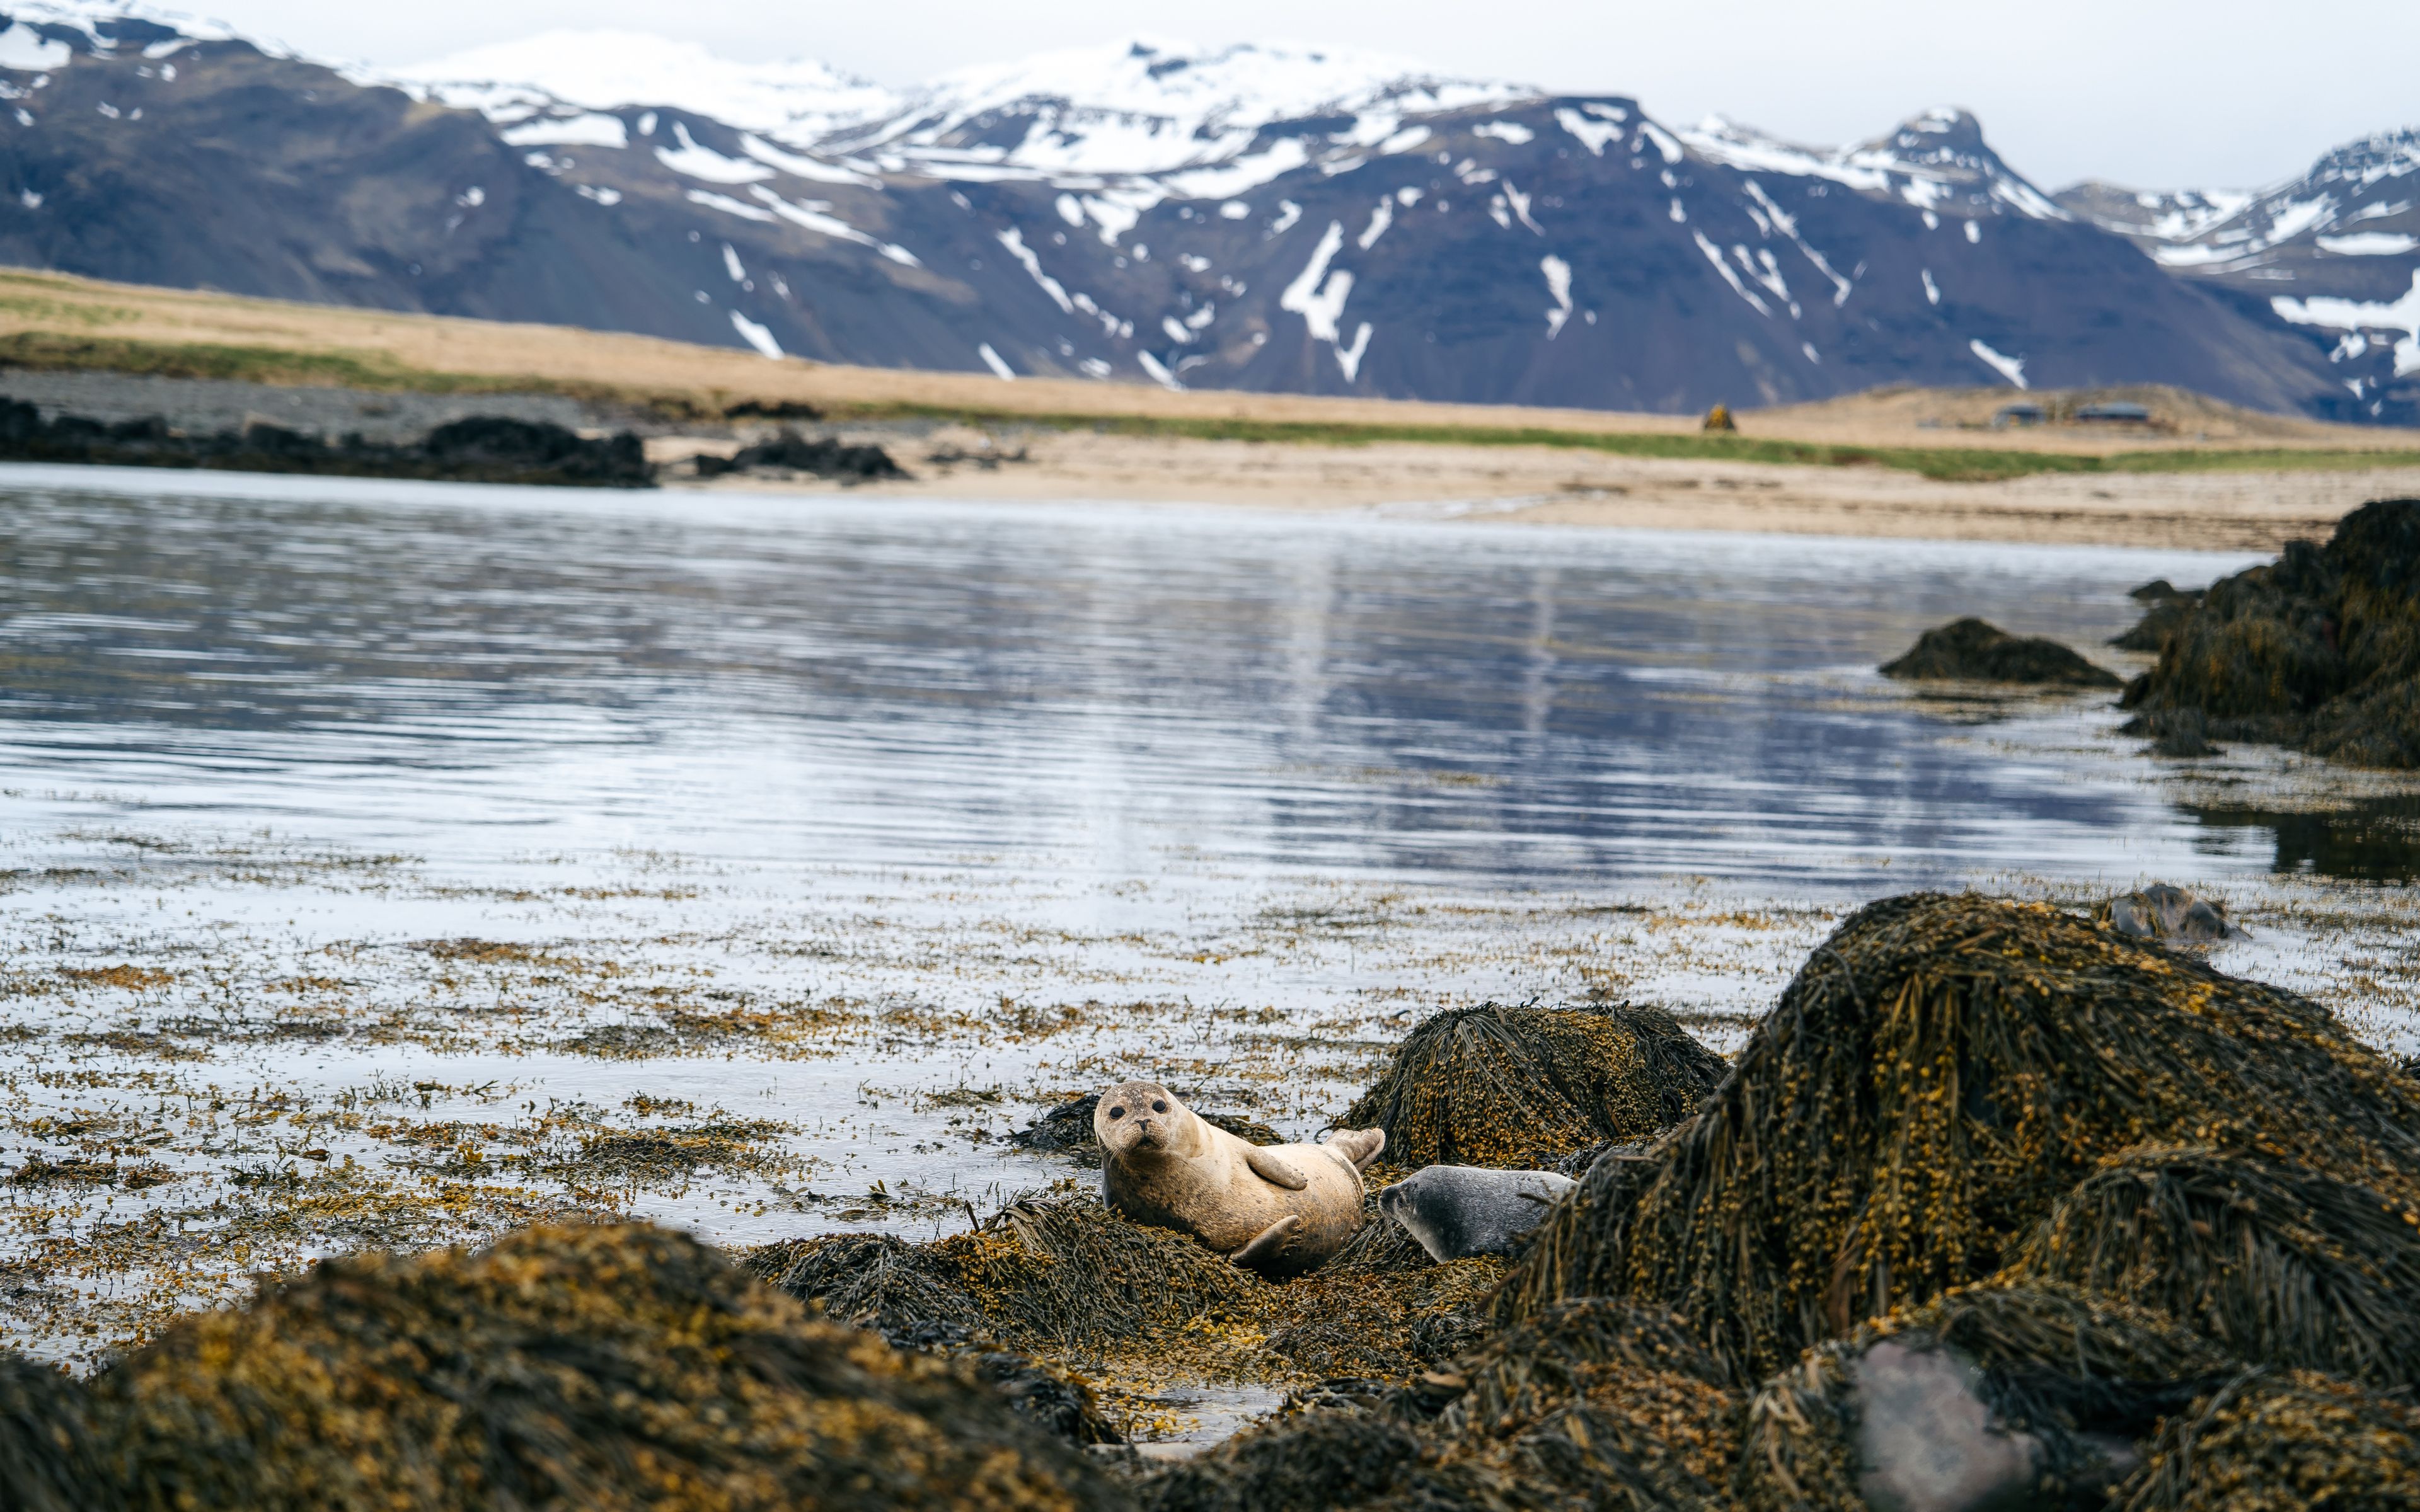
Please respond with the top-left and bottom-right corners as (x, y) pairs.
(1341, 1002), (1727, 1169)
(742, 1232), (1124, 1445)
(761, 1198), (1254, 1354)
(2008, 1145), (2420, 1395)
(0, 1355), (98, 1512)
(1735, 1281), (2230, 1512)
(2122, 497), (2420, 767)
(2112, 579), (2206, 653)
(1881, 617), (2123, 687)
(2115, 1370), (2420, 1511)
(761, 1195), (1502, 1387)
(1495, 893), (2420, 1382)
(1144, 1298), (1740, 1512)
(87, 1222), (1122, 1512)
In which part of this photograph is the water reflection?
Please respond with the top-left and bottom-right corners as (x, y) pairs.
(2191, 796), (2420, 882)
(0, 471), (2266, 890)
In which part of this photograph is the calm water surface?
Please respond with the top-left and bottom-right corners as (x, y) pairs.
(0, 466), (2271, 890)
(8, 466), (2402, 1353)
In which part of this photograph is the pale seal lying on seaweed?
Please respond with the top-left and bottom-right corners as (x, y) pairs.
(1378, 1165), (1575, 1261)
(1094, 1081), (1383, 1276)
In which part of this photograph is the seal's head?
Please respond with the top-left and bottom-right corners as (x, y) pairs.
(1094, 1080), (1192, 1159)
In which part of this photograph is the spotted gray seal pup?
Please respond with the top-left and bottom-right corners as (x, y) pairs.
(1094, 1081), (1385, 1276)
(1378, 1165), (1576, 1261)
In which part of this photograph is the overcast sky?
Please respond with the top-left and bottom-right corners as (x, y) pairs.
(195, 0), (2417, 191)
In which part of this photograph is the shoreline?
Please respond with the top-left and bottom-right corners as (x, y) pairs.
(662, 429), (2420, 553)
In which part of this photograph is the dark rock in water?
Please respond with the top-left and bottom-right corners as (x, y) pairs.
(1881, 617), (2124, 687)
(1007, 1095), (1104, 1155)
(0, 398), (652, 486)
(723, 399), (825, 421)
(1008, 1091), (1280, 1157)
(2111, 583), (2205, 653)
(2098, 883), (2239, 943)
(2124, 497), (2420, 768)
(694, 430), (908, 482)
(2141, 709), (2222, 757)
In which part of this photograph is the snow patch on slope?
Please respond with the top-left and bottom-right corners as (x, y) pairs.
(391, 30), (899, 144)
(2274, 270), (2420, 377)
(1541, 255), (1572, 338)
(1969, 338), (2027, 387)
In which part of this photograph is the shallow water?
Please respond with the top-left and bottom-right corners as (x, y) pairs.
(2, 464), (2414, 1366)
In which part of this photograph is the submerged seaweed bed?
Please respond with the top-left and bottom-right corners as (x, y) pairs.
(3, 832), (2418, 1426)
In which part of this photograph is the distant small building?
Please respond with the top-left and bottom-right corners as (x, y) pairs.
(1992, 403), (2046, 428)
(2075, 402), (2153, 423)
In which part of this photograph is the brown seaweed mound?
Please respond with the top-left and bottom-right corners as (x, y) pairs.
(86, 1221), (1121, 1512)
(2121, 497), (2420, 767)
(1881, 617), (2123, 687)
(2116, 1369), (2420, 1511)
(0, 1356), (97, 1512)
(1143, 1298), (1741, 1512)
(761, 1195), (1501, 1387)
(1341, 1002), (1727, 1169)
(1735, 1280), (2231, 1512)
(761, 1199), (1254, 1353)
(1495, 893), (2420, 1383)
(2008, 1145), (2420, 1396)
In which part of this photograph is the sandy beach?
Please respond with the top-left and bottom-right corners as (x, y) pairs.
(664, 426), (2420, 553)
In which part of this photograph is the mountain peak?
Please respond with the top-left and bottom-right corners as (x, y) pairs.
(386, 30), (899, 140)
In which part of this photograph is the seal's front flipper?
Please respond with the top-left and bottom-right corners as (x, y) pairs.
(1242, 1145), (1309, 1190)
(1326, 1128), (1386, 1172)
(1230, 1215), (1303, 1269)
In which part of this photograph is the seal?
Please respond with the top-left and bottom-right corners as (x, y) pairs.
(1093, 1081), (1384, 1276)
(1377, 1165), (1575, 1261)
(2099, 883), (2238, 943)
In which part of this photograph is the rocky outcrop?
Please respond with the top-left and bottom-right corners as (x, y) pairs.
(0, 399), (652, 487)
(2121, 498), (2420, 767)
(1881, 617), (2123, 687)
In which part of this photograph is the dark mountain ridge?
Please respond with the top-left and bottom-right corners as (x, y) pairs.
(0, 6), (2402, 423)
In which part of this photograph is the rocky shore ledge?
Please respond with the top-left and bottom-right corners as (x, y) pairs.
(3, 891), (2414, 1509)
(0, 371), (911, 490)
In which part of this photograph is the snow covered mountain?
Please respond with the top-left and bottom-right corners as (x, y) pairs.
(0, 4), (2388, 421)
(2059, 132), (2420, 424)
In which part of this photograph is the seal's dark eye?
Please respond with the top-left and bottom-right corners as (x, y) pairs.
(1153, 1099), (1168, 1113)
(1108, 1106), (1124, 1120)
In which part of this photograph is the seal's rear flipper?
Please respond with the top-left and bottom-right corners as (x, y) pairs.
(1242, 1145), (1310, 1190)
(1230, 1215), (1302, 1269)
(1327, 1128), (1386, 1171)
